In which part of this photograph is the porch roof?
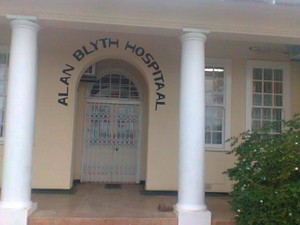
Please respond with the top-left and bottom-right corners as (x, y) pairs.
(0, 0), (300, 44)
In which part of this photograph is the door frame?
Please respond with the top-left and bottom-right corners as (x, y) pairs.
(81, 98), (143, 183)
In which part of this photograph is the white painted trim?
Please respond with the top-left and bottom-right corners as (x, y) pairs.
(205, 58), (232, 151)
(245, 61), (253, 131)
(86, 98), (140, 106)
(245, 60), (291, 131)
(283, 63), (291, 120)
(182, 28), (210, 34)
(7, 15), (38, 21)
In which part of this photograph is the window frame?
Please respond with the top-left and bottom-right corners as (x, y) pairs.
(0, 45), (9, 144)
(246, 60), (291, 132)
(205, 58), (232, 151)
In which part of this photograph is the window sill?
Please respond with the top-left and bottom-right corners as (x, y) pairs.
(205, 145), (230, 152)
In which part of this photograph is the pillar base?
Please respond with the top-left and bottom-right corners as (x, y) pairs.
(0, 202), (37, 225)
(175, 206), (211, 225)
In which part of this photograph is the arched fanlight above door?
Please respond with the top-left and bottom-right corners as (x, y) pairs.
(88, 73), (139, 100)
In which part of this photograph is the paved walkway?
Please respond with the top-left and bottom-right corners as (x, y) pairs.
(28, 183), (235, 224)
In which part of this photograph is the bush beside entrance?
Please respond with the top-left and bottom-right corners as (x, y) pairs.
(226, 115), (300, 225)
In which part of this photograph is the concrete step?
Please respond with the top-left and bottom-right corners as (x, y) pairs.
(28, 217), (235, 225)
(28, 218), (177, 225)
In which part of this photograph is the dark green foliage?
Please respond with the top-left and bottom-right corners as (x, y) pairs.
(226, 115), (300, 225)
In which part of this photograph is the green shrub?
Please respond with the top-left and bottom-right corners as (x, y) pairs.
(226, 115), (300, 225)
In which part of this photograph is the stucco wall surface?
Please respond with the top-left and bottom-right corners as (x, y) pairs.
(0, 25), (299, 192)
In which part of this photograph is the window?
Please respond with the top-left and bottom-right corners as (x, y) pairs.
(88, 73), (139, 100)
(246, 60), (290, 132)
(0, 46), (9, 140)
(205, 59), (231, 150)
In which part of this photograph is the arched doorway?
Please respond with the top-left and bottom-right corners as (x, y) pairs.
(80, 71), (142, 184)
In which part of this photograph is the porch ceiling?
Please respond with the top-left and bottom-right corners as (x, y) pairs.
(0, 0), (300, 44)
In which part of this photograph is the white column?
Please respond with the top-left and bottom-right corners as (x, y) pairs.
(0, 15), (39, 225)
(176, 29), (211, 225)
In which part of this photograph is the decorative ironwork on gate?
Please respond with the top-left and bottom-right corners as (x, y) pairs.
(81, 72), (141, 184)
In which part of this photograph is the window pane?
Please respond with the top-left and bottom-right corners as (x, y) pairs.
(120, 87), (129, 98)
(0, 54), (7, 65)
(102, 76), (110, 84)
(212, 119), (223, 131)
(273, 109), (282, 120)
(273, 122), (282, 133)
(215, 80), (224, 92)
(252, 108), (261, 119)
(253, 81), (262, 93)
(263, 82), (272, 93)
(0, 97), (5, 137)
(253, 94), (262, 106)
(252, 120), (261, 131)
(262, 120), (272, 128)
(274, 95), (283, 107)
(213, 94), (223, 105)
(263, 95), (272, 106)
(0, 82), (5, 95)
(216, 107), (223, 119)
(214, 77), (224, 92)
(111, 74), (120, 84)
(110, 85), (120, 98)
(0, 65), (7, 80)
(90, 87), (99, 96)
(205, 92), (213, 105)
(263, 108), (272, 119)
(205, 132), (211, 144)
(205, 79), (213, 92)
(205, 107), (214, 123)
(212, 132), (222, 144)
(130, 91), (139, 99)
(264, 69), (273, 80)
(121, 77), (129, 85)
(205, 70), (213, 91)
(274, 69), (283, 81)
(253, 68), (262, 80)
(274, 82), (283, 94)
